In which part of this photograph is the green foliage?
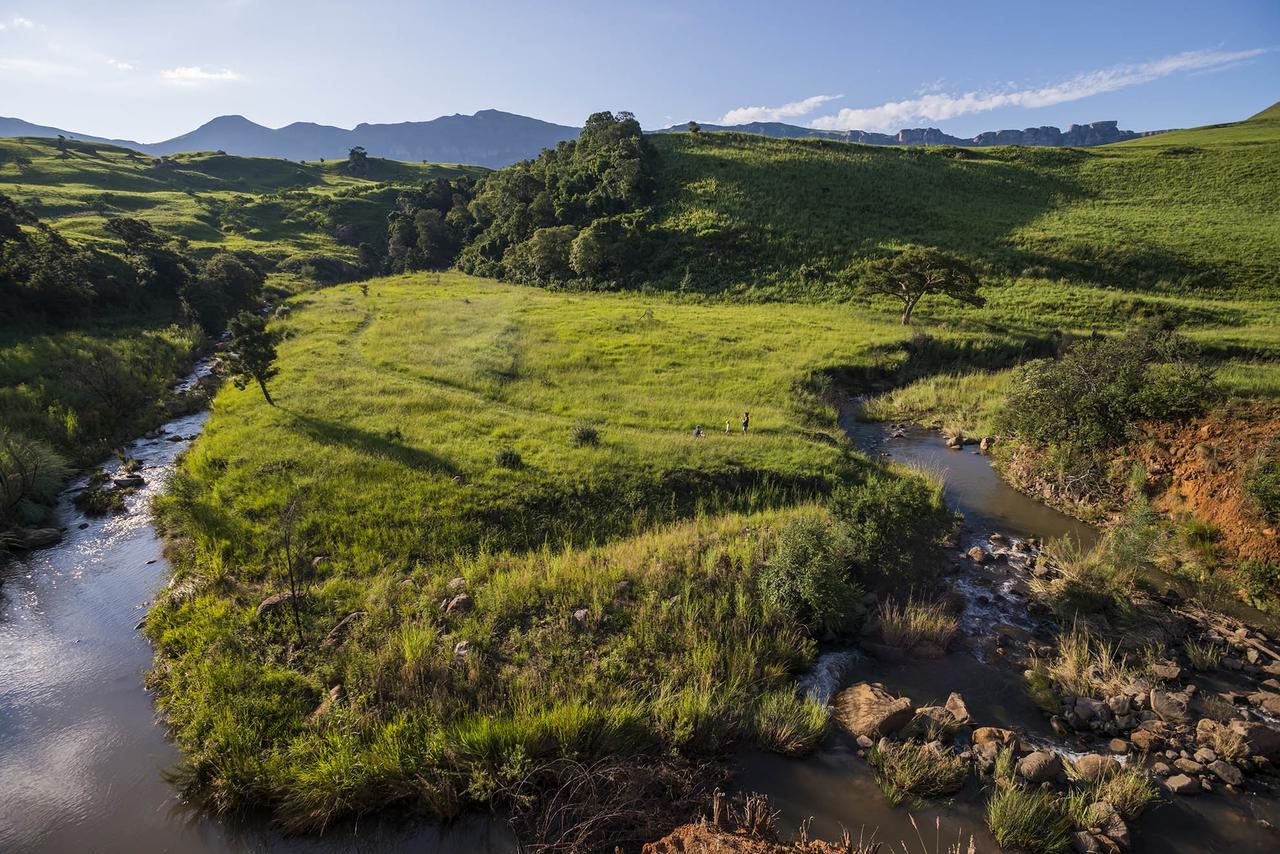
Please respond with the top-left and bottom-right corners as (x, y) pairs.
(869, 739), (968, 804)
(569, 422), (599, 447)
(459, 111), (653, 285)
(181, 252), (265, 333)
(1243, 441), (1280, 521)
(225, 311), (280, 405)
(1003, 323), (1217, 456)
(759, 515), (863, 634)
(494, 447), (524, 469)
(828, 469), (954, 588)
(749, 689), (829, 757)
(0, 430), (70, 525)
(1238, 557), (1280, 605)
(853, 245), (983, 324)
(985, 784), (1072, 854)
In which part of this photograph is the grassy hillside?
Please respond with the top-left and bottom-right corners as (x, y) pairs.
(643, 106), (1280, 297)
(0, 137), (486, 265)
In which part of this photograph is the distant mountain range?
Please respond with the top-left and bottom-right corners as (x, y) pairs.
(0, 110), (1166, 167)
(653, 119), (1165, 147)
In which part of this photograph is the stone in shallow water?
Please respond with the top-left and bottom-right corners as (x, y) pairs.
(1165, 773), (1199, 795)
(833, 682), (913, 738)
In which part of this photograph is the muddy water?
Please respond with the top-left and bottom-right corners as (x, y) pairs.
(0, 371), (513, 853)
(733, 420), (1280, 853)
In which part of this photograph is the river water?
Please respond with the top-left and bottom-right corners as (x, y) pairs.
(0, 372), (512, 853)
(734, 417), (1280, 853)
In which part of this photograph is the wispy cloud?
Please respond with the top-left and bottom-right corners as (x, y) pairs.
(718, 94), (842, 125)
(8, 16), (36, 29)
(809, 48), (1270, 132)
(160, 65), (244, 85)
(106, 58), (134, 71)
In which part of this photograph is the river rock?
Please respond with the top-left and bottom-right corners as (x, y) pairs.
(16, 527), (63, 549)
(1150, 662), (1182, 682)
(446, 576), (468, 594)
(113, 474), (145, 488)
(860, 640), (907, 664)
(256, 589), (302, 618)
(445, 593), (473, 616)
(1071, 831), (1106, 854)
(307, 684), (343, 726)
(1193, 747), (1217, 764)
(973, 726), (1018, 749)
(967, 546), (989, 564)
(321, 610), (365, 648)
(1208, 759), (1244, 786)
(1150, 689), (1190, 723)
(1165, 773), (1199, 795)
(1072, 753), (1119, 783)
(1249, 691), (1280, 716)
(834, 682), (914, 738)
(1229, 720), (1280, 758)
(1108, 738), (1130, 755)
(1131, 727), (1164, 752)
(944, 692), (971, 725)
(1017, 750), (1063, 783)
(1174, 757), (1205, 775)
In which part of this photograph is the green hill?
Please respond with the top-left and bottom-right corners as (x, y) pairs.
(642, 105), (1280, 296)
(0, 137), (486, 259)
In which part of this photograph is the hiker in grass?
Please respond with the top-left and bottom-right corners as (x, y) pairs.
(725, 419), (732, 434)
(693, 425), (704, 438)
(742, 411), (750, 434)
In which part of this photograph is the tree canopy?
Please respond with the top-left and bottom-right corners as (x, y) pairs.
(857, 246), (983, 324)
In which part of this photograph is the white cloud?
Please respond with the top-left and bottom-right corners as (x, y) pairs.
(106, 58), (134, 71)
(11, 16), (36, 29)
(160, 65), (244, 85)
(717, 94), (843, 125)
(809, 48), (1270, 132)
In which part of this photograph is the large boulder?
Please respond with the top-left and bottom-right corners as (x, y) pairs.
(1072, 753), (1119, 783)
(973, 726), (1018, 749)
(1149, 689), (1190, 724)
(834, 683), (914, 738)
(1208, 759), (1243, 786)
(1165, 773), (1199, 795)
(1017, 750), (1064, 783)
(16, 527), (62, 549)
(1229, 720), (1280, 758)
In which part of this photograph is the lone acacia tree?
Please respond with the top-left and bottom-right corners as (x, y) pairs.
(226, 311), (280, 405)
(860, 245), (984, 325)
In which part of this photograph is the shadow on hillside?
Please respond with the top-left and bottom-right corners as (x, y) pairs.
(284, 411), (458, 474)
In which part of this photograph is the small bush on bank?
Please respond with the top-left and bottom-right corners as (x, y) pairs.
(750, 689), (829, 757)
(829, 469), (955, 588)
(1093, 767), (1159, 819)
(1184, 638), (1223, 671)
(869, 739), (968, 804)
(1243, 441), (1280, 521)
(0, 430), (70, 526)
(877, 596), (958, 650)
(760, 515), (862, 634)
(986, 784), (1072, 854)
(495, 448), (524, 469)
(1238, 557), (1280, 606)
(570, 422), (600, 447)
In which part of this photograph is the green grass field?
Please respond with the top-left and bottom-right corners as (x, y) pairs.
(644, 104), (1280, 296)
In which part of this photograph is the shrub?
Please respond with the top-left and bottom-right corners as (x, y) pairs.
(495, 448), (524, 469)
(570, 423), (600, 447)
(750, 690), (829, 757)
(1184, 638), (1223, 671)
(877, 596), (958, 650)
(759, 515), (862, 634)
(1243, 445), (1280, 521)
(985, 784), (1072, 854)
(1093, 768), (1159, 819)
(869, 740), (968, 805)
(829, 470), (954, 588)
(1032, 622), (1141, 701)
(72, 470), (127, 516)
(1, 431), (70, 525)
(1001, 323), (1217, 457)
(1238, 557), (1279, 604)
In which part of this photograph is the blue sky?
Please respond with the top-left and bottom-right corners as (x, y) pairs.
(1, 0), (1276, 141)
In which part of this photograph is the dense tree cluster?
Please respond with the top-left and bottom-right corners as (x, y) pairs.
(457, 111), (655, 286)
(1, 194), (264, 332)
(384, 176), (477, 273)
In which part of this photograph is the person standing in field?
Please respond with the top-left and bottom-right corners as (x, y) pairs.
(742, 411), (750, 434)
(725, 419), (732, 434)
(693, 425), (704, 438)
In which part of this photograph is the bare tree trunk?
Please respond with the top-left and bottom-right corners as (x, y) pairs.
(258, 377), (275, 406)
